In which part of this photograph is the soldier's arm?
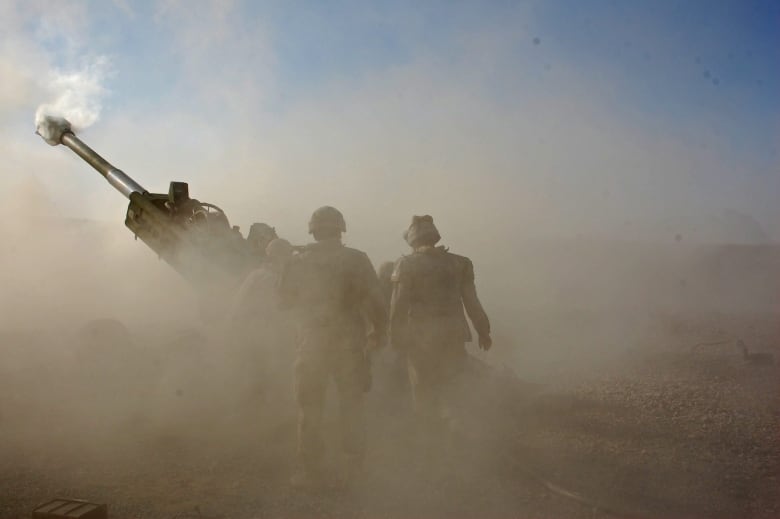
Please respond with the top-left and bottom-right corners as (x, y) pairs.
(461, 258), (491, 340)
(389, 260), (412, 350)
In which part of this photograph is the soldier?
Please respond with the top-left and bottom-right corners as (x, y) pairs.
(231, 238), (294, 322)
(278, 206), (387, 488)
(246, 222), (278, 262)
(389, 215), (491, 456)
(228, 238), (296, 403)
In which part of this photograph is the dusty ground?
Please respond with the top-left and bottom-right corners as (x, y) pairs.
(522, 348), (780, 519)
(1, 324), (778, 519)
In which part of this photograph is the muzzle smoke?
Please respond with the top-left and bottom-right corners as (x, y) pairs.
(34, 55), (111, 135)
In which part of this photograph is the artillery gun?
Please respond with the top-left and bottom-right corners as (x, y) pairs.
(36, 115), (256, 291)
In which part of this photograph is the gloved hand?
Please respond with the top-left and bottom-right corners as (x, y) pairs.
(478, 334), (492, 351)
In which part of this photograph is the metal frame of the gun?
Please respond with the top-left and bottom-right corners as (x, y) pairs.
(54, 128), (250, 286)
(57, 130), (188, 266)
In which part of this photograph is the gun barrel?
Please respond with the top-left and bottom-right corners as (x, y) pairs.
(60, 132), (146, 198)
(37, 115), (145, 199)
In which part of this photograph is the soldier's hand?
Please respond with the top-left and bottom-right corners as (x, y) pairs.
(478, 334), (492, 351)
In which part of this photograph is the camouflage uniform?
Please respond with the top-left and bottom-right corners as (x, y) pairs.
(246, 222), (278, 263)
(229, 239), (295, 402)
(279, 207), (387, 480)
(390, 215), (491, 442)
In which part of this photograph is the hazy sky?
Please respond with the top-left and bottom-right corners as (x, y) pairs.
(1, 0), (778, 248)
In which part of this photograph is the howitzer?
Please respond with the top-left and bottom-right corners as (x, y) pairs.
(36, 115), (256, 289)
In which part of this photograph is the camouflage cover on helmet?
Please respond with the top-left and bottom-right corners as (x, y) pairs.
(248, 222), (277, 245)
(403, 215), (441, 247)
(308, 206), (347, 234)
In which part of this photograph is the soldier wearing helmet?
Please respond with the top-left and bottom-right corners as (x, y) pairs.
(232, 238), (296, 324)
(247, 222), (278, 262)
(279, 206), (387, 488)
(390, 215), (491, 459)
(228, 238), (296, 404)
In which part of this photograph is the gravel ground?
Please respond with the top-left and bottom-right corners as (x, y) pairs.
(1, 328), (778, 519)
(520, 347), (780, 519)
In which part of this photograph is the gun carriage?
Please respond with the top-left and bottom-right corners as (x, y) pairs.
(36, 116), (255, 290)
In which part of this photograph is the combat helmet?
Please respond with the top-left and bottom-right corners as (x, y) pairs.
(265, 237), (294, 259)
(247, 223), (278, 250)
(308, 206), (346, 234)
(404, 215), (441, 247)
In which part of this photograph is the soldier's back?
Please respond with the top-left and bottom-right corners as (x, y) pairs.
(281, 239), (374, 328)
(396, 247), (469, 315)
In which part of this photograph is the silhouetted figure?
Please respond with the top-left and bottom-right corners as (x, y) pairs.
(390, 215), (491, 464)
(279, 206), (387, 488)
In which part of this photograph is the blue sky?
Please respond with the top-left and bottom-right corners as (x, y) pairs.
(538, 1), (779, 148)
(46, 1), (777, 133)
(1, 0), (778, 244)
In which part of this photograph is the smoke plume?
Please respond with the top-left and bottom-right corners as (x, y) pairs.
(34, 55), (111, 132)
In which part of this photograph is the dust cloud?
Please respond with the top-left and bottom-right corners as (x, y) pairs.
(2, 117), (778, 517)
(1, 2), (779, 518)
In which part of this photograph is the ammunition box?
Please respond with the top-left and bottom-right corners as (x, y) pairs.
(32, 499), (107, 519)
